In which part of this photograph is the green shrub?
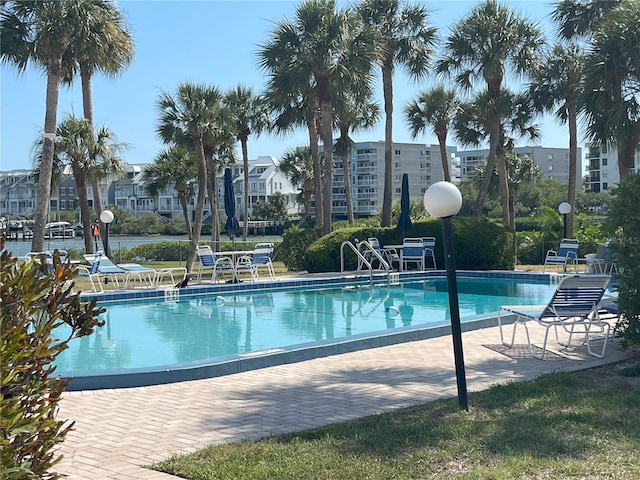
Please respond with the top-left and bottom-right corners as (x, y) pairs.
(603, 173), (640, 349)
(279, 226), (322, 271)
(1, 246), (104, 479)
(304, 217), (515, 273)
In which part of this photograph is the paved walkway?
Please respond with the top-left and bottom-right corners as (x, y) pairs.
(56, 323), (633, 479)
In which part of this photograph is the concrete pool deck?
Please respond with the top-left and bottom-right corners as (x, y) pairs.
(55, 320), (635, 480)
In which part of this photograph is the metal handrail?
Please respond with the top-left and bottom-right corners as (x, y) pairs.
(356, 240), (391, 272)
(341, 240), (372, 284)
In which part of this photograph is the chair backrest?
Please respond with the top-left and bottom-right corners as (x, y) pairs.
(88, 254), (102, 274)
(196, 245), (216, 267)
(558, 239), (579, 259)
(542, 275), (610, 318)
(402, 238), (424, 259)
(254, 242), (274, 250)
(422, 237), (436, 257)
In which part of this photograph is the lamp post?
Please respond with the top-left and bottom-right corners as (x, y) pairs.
(99, 209), (114, 259)
(424, 181), (468, 411)
(558, 202), (571, 239)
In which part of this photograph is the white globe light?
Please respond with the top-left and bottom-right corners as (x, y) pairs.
(423, 181), (463, 219)
(100, 209), (115, 224)
(558, 202), (571, 215)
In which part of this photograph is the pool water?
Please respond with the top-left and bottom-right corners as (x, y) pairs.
(54, 277), (557, 375)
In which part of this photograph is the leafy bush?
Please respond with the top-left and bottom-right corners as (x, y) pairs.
(603, 173), (640, 349)
(279, 226), (322, 271)
(304, 217), (515, 273)
(1, 246), (104, 479)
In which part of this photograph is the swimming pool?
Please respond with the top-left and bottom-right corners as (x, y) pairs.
(57, 273), (558, 390)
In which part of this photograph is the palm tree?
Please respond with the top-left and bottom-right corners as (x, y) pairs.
(264, 78), (324, 228)
(143, 146), (197, 239)
(552, 0), (623, 41)
(1, 1), (84, 252)
(529, 43), (585, 237)
(223, 86), (270, 241)
(258, 0), (376, 235)
(437, 0), (543, 226)
(404, 85), (459, 182)
(453, 89), (540, 227)
(581, 1), (640, 180)
(333, 89), (380, 224)
(279, 146), (315, 226)
(157, 83), (224, 271)
(63, 0), (134, 237)
(356, 0), (437, 227)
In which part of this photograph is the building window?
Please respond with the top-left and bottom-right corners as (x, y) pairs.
(602, 158), (608, 166)
(395, 175), (401, 181)
(394, 162), (400, 168)
(395, 188), (401, 194)
(603, 182), (608, 190)
(60, 200), (66, 209)
(68, 186), (74, 195)
(394, 149), (401, 155)
(548, 165), (553, 171)
(547, 153), (553, 161)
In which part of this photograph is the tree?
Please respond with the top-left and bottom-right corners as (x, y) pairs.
(437, 0), (543, 225)
(581, 1), (640, 180)
(279, 146), (315, 226)
(143, 146), (197, 238)
(157, 83), (224, 271)
(258, 0), (376, 235)
(357, 0), (437, 227)
(404, 85), (459, 182)
(1, 1), (84, 252)
(1, 244), (104, 479)
(223, 86), (270, 241)
(63, 0), (134, 240)
(333, 85), (380, 223)
(529, 43), (585, 237)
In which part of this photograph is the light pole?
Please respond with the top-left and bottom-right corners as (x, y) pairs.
(424, 181), (468, 411)
(99, 209), (114, 259)
(558, 202), (571, 239)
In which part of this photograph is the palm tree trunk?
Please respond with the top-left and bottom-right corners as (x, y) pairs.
(381, 61), (394, 227)
(186, 135), (208, 271)
(72, 166), (94, 253)
(80, 63), (95, 125)
(496, 137), (510, 227)
(436, 131), (451, 182)
(91, 177), (108, 252)
(306, 111), (323, 229)
(205, 153), (218, 250)
(317, 75), (334, 235)
(241, 139), (250, 241)
(32, 56), (63, 253)
(567, 104), (578, 237)
(177, 190), (191, 240)
(341, 126), (354, 224)
(473, 117), (500, 217)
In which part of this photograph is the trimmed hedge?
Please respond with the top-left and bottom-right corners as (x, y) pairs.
(304, 217), (515, 273)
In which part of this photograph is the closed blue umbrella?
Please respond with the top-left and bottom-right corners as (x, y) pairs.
(397, 173), (412, 233)
(224, 168), (240, 241)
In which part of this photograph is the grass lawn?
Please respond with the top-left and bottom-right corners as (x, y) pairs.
(151, 361), (640, 480)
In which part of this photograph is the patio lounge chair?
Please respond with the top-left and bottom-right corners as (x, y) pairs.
(580, 245), (617, 275)
(497, 274), (612, 359)
(195, 245), (235, 283)
(83, 253), (131, 288)
(76, 253), (104, 293)
(543, 238), (579, 273)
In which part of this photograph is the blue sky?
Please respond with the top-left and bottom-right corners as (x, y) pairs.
(1, 0), (573, 172)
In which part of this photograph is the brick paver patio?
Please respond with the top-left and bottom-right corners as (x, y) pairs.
(56, 323), (633, 479)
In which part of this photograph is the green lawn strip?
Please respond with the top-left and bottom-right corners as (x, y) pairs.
(151, 363), (640, 480)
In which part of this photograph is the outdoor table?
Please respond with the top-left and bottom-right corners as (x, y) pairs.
(214, 250), (254, 283)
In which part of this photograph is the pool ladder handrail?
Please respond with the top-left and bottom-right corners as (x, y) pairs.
(341, 240), (373, 284)
(356, 239), (391, 272)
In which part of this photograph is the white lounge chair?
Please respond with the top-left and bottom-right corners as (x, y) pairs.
(498, 275), (612, 359)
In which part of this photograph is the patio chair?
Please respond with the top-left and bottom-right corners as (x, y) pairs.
(85, 251), (187, 288)
(543, 238), (579, 273)
(422, 237), (437, 270)
(235, 244), (276, 280)
(580, 245), (617, 275)
(401, 237), (425, 271)
(83, 252), (136, 288)
(497, 274), (611, 359)
(76, 253), (104, 293)
(368, 237), (398, 269)
(195, 245), (235, 283)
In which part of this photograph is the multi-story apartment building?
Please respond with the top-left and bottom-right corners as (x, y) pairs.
(0, 169), (37, 216)
(332, 141), (458, 218)
(585, 143), (640, 192)
(456, 146), (581, 185)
